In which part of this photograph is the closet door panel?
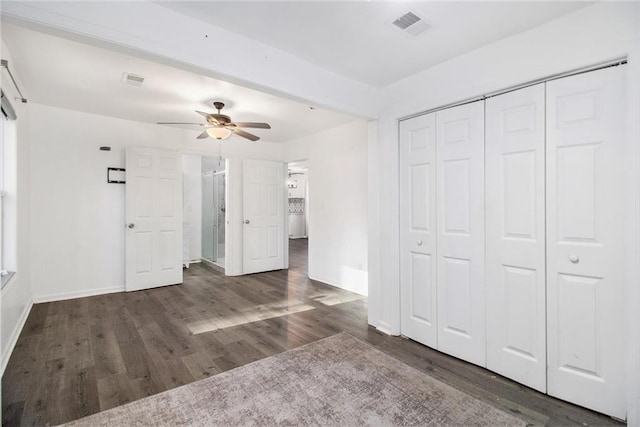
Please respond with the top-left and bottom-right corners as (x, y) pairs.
(436, 101), (485, 366)
(546, 66), (627, 418)
(486, 83), (546, 392)
(400, 113), (437, 347)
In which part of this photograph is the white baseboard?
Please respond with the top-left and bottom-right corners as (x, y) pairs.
(308, 273), (368, 297)
(1, 298), (33, 376)
(33, 286), (124, 304)
(375, 321), (393, 336)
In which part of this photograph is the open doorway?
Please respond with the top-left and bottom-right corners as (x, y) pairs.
(182, 154), (228, 272)
(287, 160), (309, 275)
(202, 156), (226, 270)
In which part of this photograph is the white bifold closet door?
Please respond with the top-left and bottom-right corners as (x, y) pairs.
(546, 66), (628, 419)
(485, 84), (547, 392)
(436, 102), (486, 366)
(399, 113), (438, 348)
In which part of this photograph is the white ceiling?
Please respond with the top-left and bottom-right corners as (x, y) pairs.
(158, 1), (591, 88)
(1, 2), (592, 141)
(1, 23), (359, 143)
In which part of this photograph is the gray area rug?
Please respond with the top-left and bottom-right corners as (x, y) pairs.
(64, 333), (526, 426)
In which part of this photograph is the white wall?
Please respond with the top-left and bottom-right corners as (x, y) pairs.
(626, 32), (640, 427)
(225, 158), (242, 276)
(285, 120), (368, 295)
(1, 41), (33, 374)
(182, 138), (285, 163)
(182, 154), (202, 261)
(28, 103), (285, 301)
(26, 104), (364, 296)
(366, 120), (379, 326)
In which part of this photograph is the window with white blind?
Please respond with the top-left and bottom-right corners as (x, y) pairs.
(1, 98), (18, 289)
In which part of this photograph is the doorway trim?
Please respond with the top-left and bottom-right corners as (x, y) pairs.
(181, 150), (229, 275)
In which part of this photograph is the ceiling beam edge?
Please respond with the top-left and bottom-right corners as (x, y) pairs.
(0, 1), (381, 120)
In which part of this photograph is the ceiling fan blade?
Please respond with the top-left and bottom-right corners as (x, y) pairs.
(231, 122), (271, 129)
(196, 130), (209, 139)
(232, 128), (260, 142)
(157, 122), (205, 126)
(197, 110), (222, 126)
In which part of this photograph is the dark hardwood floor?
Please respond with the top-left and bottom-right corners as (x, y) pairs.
(2, 238), (622, 426)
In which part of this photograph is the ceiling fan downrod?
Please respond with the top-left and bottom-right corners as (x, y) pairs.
(213, 101), (225, 114)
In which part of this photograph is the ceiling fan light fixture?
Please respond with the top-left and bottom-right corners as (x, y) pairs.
(164, 102), (268, 142)
(206, 127), (232, 140)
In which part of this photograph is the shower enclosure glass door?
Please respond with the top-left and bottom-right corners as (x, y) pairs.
(202, 170), (226, 267)
(212, 171), (225, 264)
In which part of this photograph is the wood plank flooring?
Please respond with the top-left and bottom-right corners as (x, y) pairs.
(2, 238), (622, 426)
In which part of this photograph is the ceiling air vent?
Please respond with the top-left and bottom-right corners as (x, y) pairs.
(121, 72), (145, 87)
(392, 11), (431, 37)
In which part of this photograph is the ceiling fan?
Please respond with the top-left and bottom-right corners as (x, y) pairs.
(158, 101), (271, 142)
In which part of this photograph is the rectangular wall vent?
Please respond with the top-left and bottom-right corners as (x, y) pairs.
(121, 72), (145, 87)
(393, 12), (421, 30)
(392, 11), (431, 37)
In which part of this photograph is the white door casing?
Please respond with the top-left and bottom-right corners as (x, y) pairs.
(243, 159), (285, 274)
(546, 66), (628, 418)
(125, 147), (183, 291)
(436, 101), (486, 366)
(485, 83), (547, 392)
(399, 113), (438, 347)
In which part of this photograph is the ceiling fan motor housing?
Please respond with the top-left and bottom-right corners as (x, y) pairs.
(207, 114), (231, 125)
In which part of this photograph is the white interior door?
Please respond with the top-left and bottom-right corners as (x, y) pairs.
(243, 159), (285, 274)
(125, 147), (183, 291)
(485, 84), (547, 392)
(399, 113), (437, 347)
(546, 66), (628, 418)
(436, 101), (486, 366)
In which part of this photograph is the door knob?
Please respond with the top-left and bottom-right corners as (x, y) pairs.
(127, 223), (135, 229)
(569, 254), (579, 264)
(417, 240), (423, 246)
(244, 220), (250, 224)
